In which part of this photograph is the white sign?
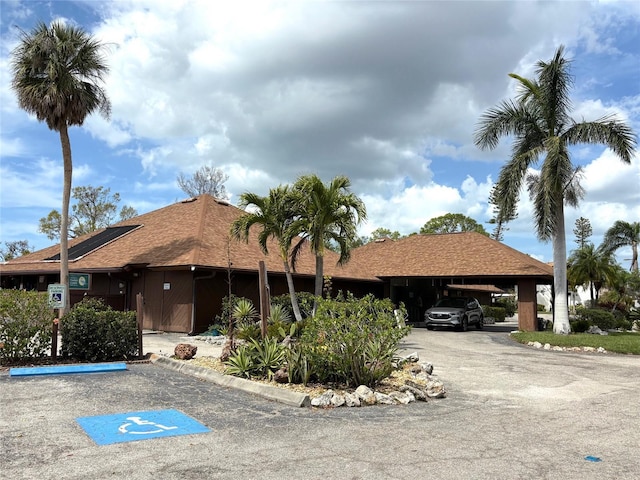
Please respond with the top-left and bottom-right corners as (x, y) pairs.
(47, 284), (67, 309)
(163, 282), (171, 290)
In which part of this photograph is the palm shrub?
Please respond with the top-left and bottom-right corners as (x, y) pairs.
(0, 290), (52, 362)
(299, 293), (410, 388)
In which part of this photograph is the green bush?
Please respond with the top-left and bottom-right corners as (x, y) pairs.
(60, 298), (138, 362)
(537, 304), (546, 312)
(271, 292), (316, 320)
(299, 293), (410, 388)
(483, 306), (506, 322)
(495, 296), (517, 317)
(0, 290), (53, 362)
(570, 318), (592, 333)
(574, 307), (616, 331)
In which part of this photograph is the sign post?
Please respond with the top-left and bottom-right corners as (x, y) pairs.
(47, 284), (67, 361)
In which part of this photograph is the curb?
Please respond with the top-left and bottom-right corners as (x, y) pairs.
(149, 354), (311, 408)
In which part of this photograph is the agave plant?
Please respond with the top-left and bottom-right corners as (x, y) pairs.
(232, 298), (258, 328)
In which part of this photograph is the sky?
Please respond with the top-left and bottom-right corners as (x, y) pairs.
(1, 0), (639, 267)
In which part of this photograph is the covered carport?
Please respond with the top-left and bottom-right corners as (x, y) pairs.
(340, 232), (554, 332)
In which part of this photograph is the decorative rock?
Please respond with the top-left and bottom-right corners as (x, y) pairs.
(425, 380), (446, 398)
(331, 394), (346, 407)
(400, 382), (428, 401)
(419, 362), (434, 375)
(582, 346), (595, 352)
(174, 343), (197, 360)
(597, 347), (607, 353)
(374, 392), (394, 405)
(404, 352), (420, 362)
(344, 392), (361, 407)
(355, 385), (377, 405)
(552, 346), (564, 351)
(532, 341), (543, 349)
(587, 326), (603, 335)
(389, 391), (415, 405)
(311, 390), (334, 407)
(410, 365), (423, 375)
(274, 367), (288, 383)
(543, 343), (551, 350)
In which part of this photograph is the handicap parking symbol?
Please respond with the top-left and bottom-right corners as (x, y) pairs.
(76, 409), (210, 445)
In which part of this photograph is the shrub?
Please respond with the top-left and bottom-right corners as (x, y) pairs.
(495, 296), (517, 317)
(60, 298), (138, 362)
(271, 291), (316, 320)
(224, 337), (287, 380)
(0, 290), (53, 362)
(570, 318), (592, 333)
(482, 306), (506, 323)
(537, 304), (546, 312)
(299, 293), (410, 388)
(574, 307), (616, 331)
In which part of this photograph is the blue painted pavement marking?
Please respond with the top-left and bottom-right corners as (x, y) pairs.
(10, 363), (127, 377)
(76, 409), (210, 445)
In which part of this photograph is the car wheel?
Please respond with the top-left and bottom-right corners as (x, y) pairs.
(426, 325), (434, 330)
(461, 316), (468, 332)
(476, 315), (484, 330)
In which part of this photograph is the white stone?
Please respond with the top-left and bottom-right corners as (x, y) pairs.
(543, 343), (551, 350)
(311, 390), (334, 407)
(419, 362), (434, 374)
(374, 392), (394, 405)
(532, 341), (543, 349)
(331, 394), (346, 407)
(389, 391), (415, 404)
(344, 392), (361, 407)
(582, 346), (595, 352)
(425, 380), (446, 398)
(355, 385), (377, 405)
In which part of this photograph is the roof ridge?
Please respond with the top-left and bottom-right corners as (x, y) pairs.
(191, 195), (210, 266)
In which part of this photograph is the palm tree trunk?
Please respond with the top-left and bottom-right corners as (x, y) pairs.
(283, 259), (303, 322)
(552, 203), (570, 334)
(632, 241), (638, 273)
(59, 124), (73, 316)
(313, 254), (324, 315)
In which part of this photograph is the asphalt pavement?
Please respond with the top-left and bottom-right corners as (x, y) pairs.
(2, 321), (639, 479)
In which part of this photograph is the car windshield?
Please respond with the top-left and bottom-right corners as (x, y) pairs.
(434, 298), (467, 308)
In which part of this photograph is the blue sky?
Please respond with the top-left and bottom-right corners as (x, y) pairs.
(1, 0), (639, 267)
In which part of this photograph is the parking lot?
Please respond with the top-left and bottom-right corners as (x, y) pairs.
(2, 324), (639, 479)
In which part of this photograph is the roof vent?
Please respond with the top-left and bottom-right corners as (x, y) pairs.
(374, 238), (387, 243)
(181, 197), (198, 204)
(215, 198), (231, 206)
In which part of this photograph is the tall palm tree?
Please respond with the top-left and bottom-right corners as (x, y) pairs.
(290, 174), (367, 312)
(11, 21), (111, 315)
(474, 45), (636, 334)
(231, 186), (304, 322)
(568, 243), (617, 306)
(601, 220), (640, 273)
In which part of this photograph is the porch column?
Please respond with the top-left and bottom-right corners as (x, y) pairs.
(517, 278), (537, 332)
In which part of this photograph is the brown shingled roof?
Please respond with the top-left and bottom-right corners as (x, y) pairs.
(1, 198), (552, 282)
(337, 232), (553, 279)
(0, 195), (323, 277)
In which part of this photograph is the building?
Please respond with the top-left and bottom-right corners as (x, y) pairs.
(1, 195), (553, 332)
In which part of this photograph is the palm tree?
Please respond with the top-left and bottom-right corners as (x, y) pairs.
(290, 174), (367, 312)
(568, 244), (617, 306)
(231, 186), (304, 322)
(474, 45), (636, 334)
(601, 221), (640, 273)
(11, 21), (111, 315)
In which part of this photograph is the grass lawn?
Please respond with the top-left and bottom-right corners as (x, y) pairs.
(510, 331), (640, 355)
